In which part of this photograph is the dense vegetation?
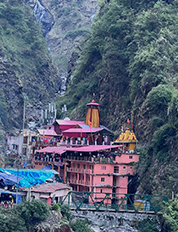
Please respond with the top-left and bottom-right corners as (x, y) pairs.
(0, 200), (50, 232)
(56, 0), (178, 198)
(0, 0), (60, 130)
(52, 203), (92, 232)
(162, 195), (178, 232)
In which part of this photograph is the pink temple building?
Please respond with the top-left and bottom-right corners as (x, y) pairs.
(66, 144), (139, 205)
(33, 99), (139, 205)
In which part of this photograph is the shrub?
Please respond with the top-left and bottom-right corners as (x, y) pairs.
(15, 199), (50, 230)
(70, 219), (91, 232)
(60, 204), (71, 220)
(137, 217), (159, 232)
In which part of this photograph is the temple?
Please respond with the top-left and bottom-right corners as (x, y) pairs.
(32, 99), (139, 205)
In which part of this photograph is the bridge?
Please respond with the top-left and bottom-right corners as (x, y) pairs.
(60, 191), (168, 214)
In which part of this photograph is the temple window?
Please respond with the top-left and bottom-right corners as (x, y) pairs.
(77, 164), (80, 168)
(101, 178), (105, 182)
(101, 166), (106, 170)
(129, 156), (133, 159)
(73, 163), (75, 168)
(114, 166), (119, 173)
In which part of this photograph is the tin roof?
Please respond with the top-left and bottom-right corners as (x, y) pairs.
(66, 145), (122, 152)
(63, 128), (103, 133)
(29, 182), (70, 193)
(36, 146), (67, 154)
(37, 129), (58, 136)
(54, 120), (85, 126)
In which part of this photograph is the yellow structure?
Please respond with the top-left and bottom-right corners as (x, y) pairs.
(114, 128), (138, 150)
(85, 99), (100, 128)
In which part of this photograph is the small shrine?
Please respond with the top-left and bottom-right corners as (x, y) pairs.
(113, 128), (138, 151)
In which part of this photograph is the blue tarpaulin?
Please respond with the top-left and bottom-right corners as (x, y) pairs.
(0, 168), (58, 188)
(0, 189), (22, 204)
(41, 164), (52, 170)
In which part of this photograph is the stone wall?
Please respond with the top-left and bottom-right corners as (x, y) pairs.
(71, 209), (161, 232)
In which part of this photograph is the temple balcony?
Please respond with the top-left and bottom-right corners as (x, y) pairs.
(69, 179), (90, 186)
(67, 167), (92, 174)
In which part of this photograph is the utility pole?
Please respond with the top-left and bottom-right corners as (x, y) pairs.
(15, 161), (19, 204)
(21, 97), (26, 157)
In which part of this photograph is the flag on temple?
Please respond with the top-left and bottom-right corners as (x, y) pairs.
(88, 120), (92, 129)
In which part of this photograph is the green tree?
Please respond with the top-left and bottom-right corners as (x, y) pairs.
(0, 90), (8, 127)
(137, 217), (159, 232)
(70, 219), (91, 232)
(162, 196), (178, 232)
(15, 200), (50, 230)
(0, 208), (27, 232)
(60, 204), (71, 220)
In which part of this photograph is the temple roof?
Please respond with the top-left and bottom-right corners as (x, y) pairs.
(54, 120), (85, 126)
(115, 128), (138, 143)
(66, 145), (122, 152)
(87, 99), (100, 106)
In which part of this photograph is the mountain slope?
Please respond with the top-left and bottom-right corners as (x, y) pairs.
(56, 0), (178, 197)
(0, 0), (60, 130)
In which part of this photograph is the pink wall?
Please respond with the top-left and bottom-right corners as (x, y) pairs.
(115, 153), (139, 163)
(93, 163), (113, 174)
(93, 175), (112, 186)
(47, 197), (52, 205)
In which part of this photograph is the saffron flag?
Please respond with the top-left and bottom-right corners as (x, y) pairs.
(88, 120), (92, 129)
(127, 118), (130, 124)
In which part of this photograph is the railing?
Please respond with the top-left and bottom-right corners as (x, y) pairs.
(69, 180), (90, 186)
(60, 191), (168, 213)
(67, 168), (92, 174)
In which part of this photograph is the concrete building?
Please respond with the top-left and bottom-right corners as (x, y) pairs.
(26, 182), (71, 205)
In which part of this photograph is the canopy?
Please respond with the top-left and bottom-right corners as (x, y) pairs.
(0, 168), (58, 188)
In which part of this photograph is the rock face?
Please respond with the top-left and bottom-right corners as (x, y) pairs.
(34, 0), (54, 37)
(27, 0), (99, 73)
(0, 51), (23, 129)
(34, 210), (72, 232)
(0, 1), (62, 133)
(71, 210), (161, 232)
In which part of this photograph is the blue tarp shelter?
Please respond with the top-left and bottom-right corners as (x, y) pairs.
(0, 189), (22, 204)
(0, 168), (58, 188)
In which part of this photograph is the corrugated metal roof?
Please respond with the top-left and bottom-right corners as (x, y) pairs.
(36, 146), (67, 154)
(54, 120), (85, 126)
(37, 129), (58, 136)
(66, 145), (122, 152)
(30, 182), (70, 193)
(63, 128), (103, 133)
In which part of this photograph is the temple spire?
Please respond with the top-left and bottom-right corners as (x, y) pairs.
(85, 97), (100, 128)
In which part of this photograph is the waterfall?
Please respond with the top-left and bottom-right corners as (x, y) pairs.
(33, 0), (54, 37)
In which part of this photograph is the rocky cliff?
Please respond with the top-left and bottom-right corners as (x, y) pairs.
(26, 0), (99, 73)
(0, 0), (61, 132)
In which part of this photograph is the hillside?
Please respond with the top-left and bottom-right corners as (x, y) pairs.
(56, 0), (178, 198)
(0, 0), (60, 132)
(26, 0), (99, 73)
